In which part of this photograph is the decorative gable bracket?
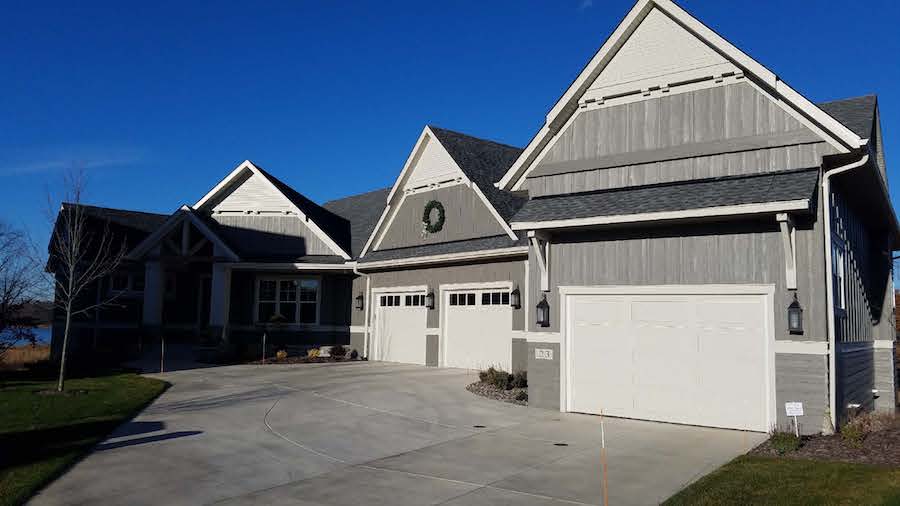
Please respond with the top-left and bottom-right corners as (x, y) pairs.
(528, 230), (551, 292)
(776, 213), (797, 290)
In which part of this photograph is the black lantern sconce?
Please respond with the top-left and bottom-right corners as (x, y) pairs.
(355, 293), (364, 311)
(510, 287), (521, 309)
(536, 294), (550, 328)
(788, 293), (803, 334)
(425, 291), (435, 310)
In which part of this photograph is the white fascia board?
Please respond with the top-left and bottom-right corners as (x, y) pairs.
(512, 199), (810, 231)
(497, 0), (863, 191)
(357, 246), (528, 270)
(224, 262), (355, 271)
(359, 202), (391, 258)
(126, 206), (240, 262)
(194, 160), (255, 209)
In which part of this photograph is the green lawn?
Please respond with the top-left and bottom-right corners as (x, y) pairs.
(664, 455), (900, 506)
(0, 372), (167, 506)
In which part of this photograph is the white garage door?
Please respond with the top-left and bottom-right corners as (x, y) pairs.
(444, 288), (512, 371)
(567, 289), (770, 431)
(374, 291), (427, 365)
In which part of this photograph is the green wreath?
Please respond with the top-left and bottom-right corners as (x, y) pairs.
(422, 200), (445, 234)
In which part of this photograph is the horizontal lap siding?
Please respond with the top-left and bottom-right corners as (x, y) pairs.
(873, 347), (897, 411)
(776, 354), (829, 434)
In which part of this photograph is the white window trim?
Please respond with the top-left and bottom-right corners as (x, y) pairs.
(254, 275), (322, 326)
(831, 239), (847, 315)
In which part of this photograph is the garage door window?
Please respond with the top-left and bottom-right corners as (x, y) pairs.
(380, 295), (401, 307)
(450, 293), (476, 306)
(482, 291), (510, 306)
(405, 294), (425, 306)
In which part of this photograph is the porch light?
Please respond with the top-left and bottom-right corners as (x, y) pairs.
(788, 293), (803, 334)
(425, 291), (435, 310)
(510, 287), (521, 309)
(355, 293), (364, 311)
(536, 295), (550, 328)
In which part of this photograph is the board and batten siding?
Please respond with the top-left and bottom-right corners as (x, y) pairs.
(528, 194), (828, 343)
(522, 82), (837, 198)
(376, 183), (507, 250)
(836, 347), (875, 421)
(366, 260), (526, 331)
(212, 215), (335, 257)
(831, 187), (895, 343)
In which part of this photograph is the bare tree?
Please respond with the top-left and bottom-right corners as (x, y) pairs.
(47, 170), (126, 391)
(0, 223), (42, 357)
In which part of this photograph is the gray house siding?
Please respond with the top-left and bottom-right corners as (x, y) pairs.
(367, 259), (526, 330)
(527, 208), (828, 343)
(776, 354), (830, 434)
(527, 342), (560, 410)
(874, 346), (897, 412)
(522, 82), (836, 198)
(376, 184), (507, 250)
(212, 214), (335, 257)
(836, 348), (875, 421)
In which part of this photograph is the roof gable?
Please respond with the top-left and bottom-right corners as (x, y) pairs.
(497, 0), (865, 191)
(127, 206), (240, 261)
(359, 127), (521, 257)
(193, 160), (351, 259)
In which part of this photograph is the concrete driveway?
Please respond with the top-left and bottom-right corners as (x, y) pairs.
(31, 362), (765, 505)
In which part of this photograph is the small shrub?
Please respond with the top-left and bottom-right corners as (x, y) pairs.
(350, 349), (359, 360)
(331, 345), (347, 358)
(275, 349), (288, 361)
(770, 430), (801, 455)
(515, 390), (528, 402)
(510, 370), (527, 389)
(307, 348), (319, 358)
(479, 367), (513, 390)
(841, 422), (866, 448)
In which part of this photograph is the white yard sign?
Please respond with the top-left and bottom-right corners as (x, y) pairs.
(785, 402), (803, 437)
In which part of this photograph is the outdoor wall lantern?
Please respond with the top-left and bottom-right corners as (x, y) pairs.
(536, 294), (550, 328)
(355, 293), (364, 311)
(425, 291), (435, 310)
(788, 293), (803, 334)
(510, 287), (521, 309)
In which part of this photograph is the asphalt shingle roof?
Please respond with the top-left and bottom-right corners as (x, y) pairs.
(61, 203), (169, 233)
(323, 187), (390, 259)
(817, 95), (877, 139)
(428, 127), (527, 221)
(358, 234), (526, 263)
(511, 168), (819, 224)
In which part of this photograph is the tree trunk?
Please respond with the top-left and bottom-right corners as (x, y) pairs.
(57, 309), (71, 392)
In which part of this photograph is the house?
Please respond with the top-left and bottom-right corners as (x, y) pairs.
(50, 0), (896, 434)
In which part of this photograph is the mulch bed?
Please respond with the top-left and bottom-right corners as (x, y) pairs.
(750, 420), (900, 467)
(248, 356), (365, 365)
(466, 381), (527, 406)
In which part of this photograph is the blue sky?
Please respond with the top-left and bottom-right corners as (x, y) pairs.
(2, 0), (899, 245)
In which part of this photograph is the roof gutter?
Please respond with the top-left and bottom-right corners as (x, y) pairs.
(822, 149), (869, 432)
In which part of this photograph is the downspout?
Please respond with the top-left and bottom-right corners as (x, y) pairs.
(352, 263), (372, 358)
(821, 149), (869, 431)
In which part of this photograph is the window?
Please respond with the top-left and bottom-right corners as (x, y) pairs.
(450, 292), (477, 306)
(380, 295), (401, 307)
(132, 274), (145, 291)
(256, 277), (319, 324)
(832, 241), (846, 311)
(405, 294), (425, 306)
(481, 291), (511, 306)
(111, 274), (129, 291)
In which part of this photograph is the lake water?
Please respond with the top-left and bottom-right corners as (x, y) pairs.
(32, 327), (51, 344)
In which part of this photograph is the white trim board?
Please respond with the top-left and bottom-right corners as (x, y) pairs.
(512, 199), (810, 231)
(497, 0), (862, 192)
(226, 262), (355, 271)
(193, 160), (351, 260)
(127, 206), (240, 262)
(357, 246), (528, 269)
(557, 283), (777, 432)
(774, 340), (828, 355)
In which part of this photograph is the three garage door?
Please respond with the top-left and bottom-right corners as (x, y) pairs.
(566, 288), (771, 432)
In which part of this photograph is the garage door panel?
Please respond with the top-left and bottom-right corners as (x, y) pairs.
(376, 292), (427, 365)
(444, 288), (512, 371)
(568, 289), (769, 432)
